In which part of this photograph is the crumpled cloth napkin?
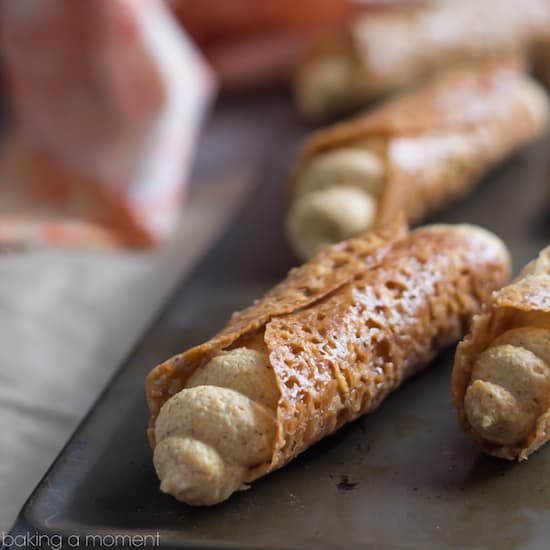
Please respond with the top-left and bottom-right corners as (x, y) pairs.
(0, 0), (215, 249)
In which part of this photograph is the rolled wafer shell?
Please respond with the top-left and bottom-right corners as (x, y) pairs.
(288, 59), (549, 261)
(453, 246), (550, 460)
(147, 221), (509, 500)
(295, 0), (550, 119)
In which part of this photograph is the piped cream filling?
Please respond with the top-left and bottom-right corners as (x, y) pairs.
(153, 348), (278, 506)
(287, 147), (385, 261)
(296, 52), (362, 119)
(464, 327), (550, 447)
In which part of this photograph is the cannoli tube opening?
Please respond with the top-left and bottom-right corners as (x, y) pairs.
(153, 347), (279, 505)
(295, 46), (363, 120)
(286, 186), (378, 262)
(287, 147), (385, 261)
(462, 327), (550, 450)
(453, 246), (550, 460)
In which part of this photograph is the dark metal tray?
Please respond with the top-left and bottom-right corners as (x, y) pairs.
(7, 95), (550, 550)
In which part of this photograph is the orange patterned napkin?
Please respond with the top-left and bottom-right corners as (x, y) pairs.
(0, 0), (215, 249)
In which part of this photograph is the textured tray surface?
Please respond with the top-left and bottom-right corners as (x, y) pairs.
(9, 95), (550, 550)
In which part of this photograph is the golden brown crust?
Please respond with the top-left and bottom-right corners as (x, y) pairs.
(260, 225), (509, 475)
(296, 0), (550, 117)
(453, 247), (550, 460)
(292, 59), (548, 228)
(146, 219), (407, 443)
(147, 223), (509, 480)
(296, 59), (523, 154)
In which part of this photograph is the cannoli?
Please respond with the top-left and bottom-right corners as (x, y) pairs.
(287, 60), (549, 261)
(146, 221), (509, 505)
(453, 246), (550, 461)
(295, 0), (550, 119)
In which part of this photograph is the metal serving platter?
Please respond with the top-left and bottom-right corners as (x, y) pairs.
(7, 94), (550, 550)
